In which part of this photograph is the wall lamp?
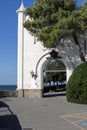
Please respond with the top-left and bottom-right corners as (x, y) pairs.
(30, 71), (38, 79)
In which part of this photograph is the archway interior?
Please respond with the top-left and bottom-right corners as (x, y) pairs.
(42, 59), (66, 94)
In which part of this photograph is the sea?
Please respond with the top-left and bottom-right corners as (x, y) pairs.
(0, 85), (17, 91)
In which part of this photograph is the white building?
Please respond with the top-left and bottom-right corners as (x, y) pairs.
(16, 1), (87, 98)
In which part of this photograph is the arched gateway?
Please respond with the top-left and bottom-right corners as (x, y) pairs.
(16, 2), (83, 98)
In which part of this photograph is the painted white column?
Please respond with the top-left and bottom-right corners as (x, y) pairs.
(16, 2), (25, 91)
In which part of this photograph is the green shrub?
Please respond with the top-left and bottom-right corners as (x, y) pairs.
(66, 62), (87, 104)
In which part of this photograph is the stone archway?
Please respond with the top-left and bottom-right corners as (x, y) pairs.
(35, 52), (74, 97)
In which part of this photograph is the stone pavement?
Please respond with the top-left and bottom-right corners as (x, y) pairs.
(0, 91), (87, 130)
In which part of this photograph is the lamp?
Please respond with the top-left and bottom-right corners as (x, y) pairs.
(30, 71), (38, 79)
(50, 50), (62, 59)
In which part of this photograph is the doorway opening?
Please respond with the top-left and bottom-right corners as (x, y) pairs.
(43, 59), (66, 95)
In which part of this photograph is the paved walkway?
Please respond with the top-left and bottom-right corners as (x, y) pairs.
(0, 91), (87, 130)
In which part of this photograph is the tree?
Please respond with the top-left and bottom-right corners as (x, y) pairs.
(43, 60), (66, 83)
(24, 0), (87, 62)
(66, 62), (87, 104)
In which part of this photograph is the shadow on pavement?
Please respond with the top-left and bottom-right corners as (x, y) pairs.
(0, 101), (22, 130)
(43, 91), (66, 98)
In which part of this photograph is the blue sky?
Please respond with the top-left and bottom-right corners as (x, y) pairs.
(0, 0), (34, 85)
(0, 0), (85, 85)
